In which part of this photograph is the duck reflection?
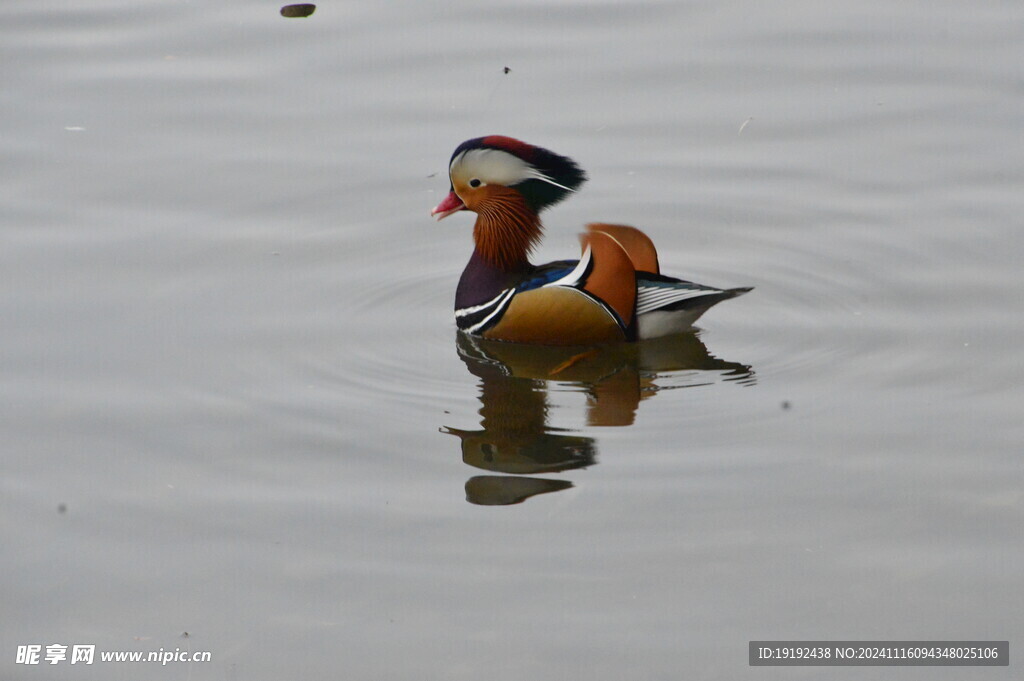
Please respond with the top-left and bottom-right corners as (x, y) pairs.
(443, 332), (753, 505)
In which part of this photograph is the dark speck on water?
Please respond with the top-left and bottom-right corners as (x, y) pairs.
(280, 4), (316, 18)
(57, 503), (67, 514)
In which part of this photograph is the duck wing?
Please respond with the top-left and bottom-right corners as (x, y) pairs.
(636, 273), (752, 338)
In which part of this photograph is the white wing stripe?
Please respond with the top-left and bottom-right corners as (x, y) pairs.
(543, 246), (592, 288)
(636, 286), (722, 315)
(638, 290), (711, 303)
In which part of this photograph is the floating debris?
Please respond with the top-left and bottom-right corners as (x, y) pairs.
(548, 349), (599, 376)
(57, 503), (67, 514)
(280, 3), (316, 18)
(781, 400), (791, 410)
(503, 66), (511, 74)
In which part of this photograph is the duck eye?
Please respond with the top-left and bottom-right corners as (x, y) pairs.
(469, 178), (482, 188)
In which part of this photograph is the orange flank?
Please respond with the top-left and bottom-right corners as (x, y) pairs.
(483, 287), (625, 345)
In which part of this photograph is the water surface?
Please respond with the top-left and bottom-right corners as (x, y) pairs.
(2, 1), (1022, 679)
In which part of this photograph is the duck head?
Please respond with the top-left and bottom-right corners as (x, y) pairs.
(431, 136), (587, 220)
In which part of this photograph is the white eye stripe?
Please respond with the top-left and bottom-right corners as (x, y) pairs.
(450, 148), (572, 192)
(524, 169), (575, 192)
(450, 148), (531, 185)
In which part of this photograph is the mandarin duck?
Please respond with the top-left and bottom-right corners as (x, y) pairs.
(432, 136), (751, 345)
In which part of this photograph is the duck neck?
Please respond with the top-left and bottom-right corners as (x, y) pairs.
(454, 249), (516, 310)
(456, 191), (543, 310)
(472, 190), (543, 273)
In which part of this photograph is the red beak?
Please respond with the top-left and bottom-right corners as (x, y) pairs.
(431, 191), (465, 221)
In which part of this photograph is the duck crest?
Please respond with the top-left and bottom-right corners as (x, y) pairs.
(472, 187), (542, 271)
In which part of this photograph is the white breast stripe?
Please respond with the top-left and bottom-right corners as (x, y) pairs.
(456, 289), (513, 318)
(466, 288), (516, 334)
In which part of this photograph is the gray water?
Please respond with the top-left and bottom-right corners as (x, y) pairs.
(2, 1), (1022, 679)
